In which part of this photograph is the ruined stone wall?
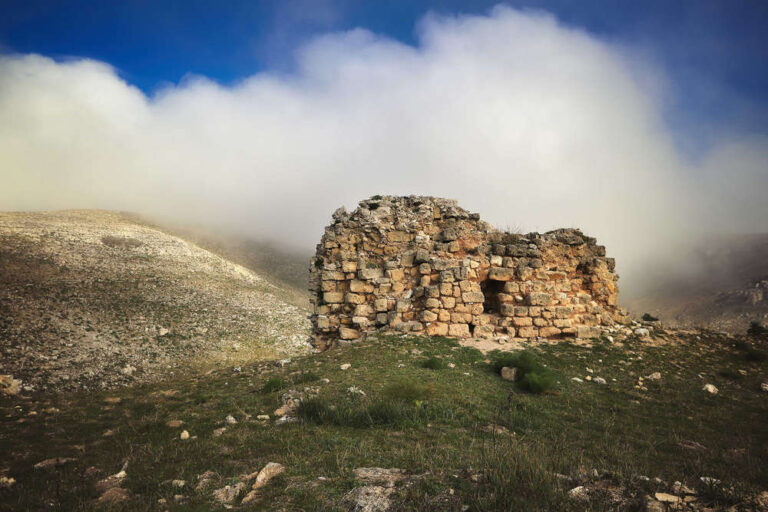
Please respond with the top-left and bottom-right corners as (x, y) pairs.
(309, 196), (624, 349)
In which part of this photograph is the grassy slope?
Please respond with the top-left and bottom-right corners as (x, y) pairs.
(1, 332), (766, 511)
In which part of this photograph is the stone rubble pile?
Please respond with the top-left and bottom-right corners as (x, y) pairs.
(310, 196), (626, 349)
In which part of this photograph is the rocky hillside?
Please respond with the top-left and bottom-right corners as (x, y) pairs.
(0, 210), (311, 393)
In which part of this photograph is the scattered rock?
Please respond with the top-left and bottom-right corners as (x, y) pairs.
(225, 414), (237, 425)
(702, 384), (718, 395)
(654, 492), (680, 504)
(348, 485), (394, 512)
(347, 386), (366, 396)
(256, 414), (270, 421)
(0, 375), (22, 396)
(0, 476), (15, 488)
(593, 377), (607, 385)
(634, 328), (651, 338)
(353, 467), (407, 488)
(275, 359), (292, 367)
(196, 470), (217, 492)
(699, 476), (720, 485)
(571, 377), (583, 383)
(500, 367), (518, 381)
(180, 430), (190, 440)
(213, 427), (227, 437)
(212, 482), (246, 505)
(761, 382), (768, 392)
(95, 462), (128, 493)
(34, 457), (76, 469)
(166, 419), (184, 428)
(447, 362), (456, 368)
(252, 462), (286, 490)
(97, 487), (131, 504)
(172, 479), (186, 488)
(645, 372), (661, 381)
(568, 486), (589, 500)
(340, 363), (352, 370)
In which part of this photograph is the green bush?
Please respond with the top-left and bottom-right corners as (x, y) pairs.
(422, 356), (447, 370)
(490, 351), (556, 394)
(260, 376), (287, 393)
(519, 372), (557, 393)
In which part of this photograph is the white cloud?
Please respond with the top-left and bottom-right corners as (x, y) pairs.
(0, 6), (765, 293)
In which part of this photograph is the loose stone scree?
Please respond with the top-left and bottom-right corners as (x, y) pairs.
(309, 196), (626, 350)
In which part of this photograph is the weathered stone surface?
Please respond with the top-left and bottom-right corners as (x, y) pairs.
(309, 196), (624, 347)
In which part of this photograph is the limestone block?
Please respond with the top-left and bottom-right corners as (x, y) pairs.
(526, 292), (552, 306)
(499, 304), (515, 317)
(425, 298), (440, 309)
(517, 326), (537, 338)
(352, 316), (369, 327)
(322, 270), (345, 281)
(462, 291), (485, 303)
(342, 261), (358, 273)
(539, 327), (561, 337)
(420, 310), (438, 322)
(512, 317), (533, 327)
(339, 327), (360, 340)
(419, 263), (432, 274)
(448, 323), (470, 337)
(474, 325), (495, 338)
(359, 267), (384, 280)
(323, 292), (344, 303)
(349, 280), (367, 293)
(354, 304), (372, 316)
(345, 293), (366, 305)
(438, 309), (451, 322)
(489, 267), (515, 281)
(426, 322), (448, 336)
(387, 268), (405, 281)
(426, 286), (440, 298)
(504, 282), (520, 293)
(440, 283), (453, 296)
(441, 296), (456, 309)
(316, 315), (330, 329)
(396, 300), (411, 312)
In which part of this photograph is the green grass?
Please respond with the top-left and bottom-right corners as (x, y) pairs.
(1, 331), (767, 511)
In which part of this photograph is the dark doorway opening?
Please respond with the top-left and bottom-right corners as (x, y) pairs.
(480, 279), (505, 314)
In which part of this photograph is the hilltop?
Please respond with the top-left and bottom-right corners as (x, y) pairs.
(0, 210), (311, 393)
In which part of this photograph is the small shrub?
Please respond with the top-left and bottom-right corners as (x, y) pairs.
(422, 356), (447, 370)
(747, 321), (767, 337)
(641, 313), (659, 322)
(261, 377), (287, 393)
(490, 351), (557, 394)
(519, 372), (557, 393)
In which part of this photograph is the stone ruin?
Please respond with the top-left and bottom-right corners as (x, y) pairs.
(309, 196), (625, 349)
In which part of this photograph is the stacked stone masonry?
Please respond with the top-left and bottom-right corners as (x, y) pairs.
(309, 196), (625, 349)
